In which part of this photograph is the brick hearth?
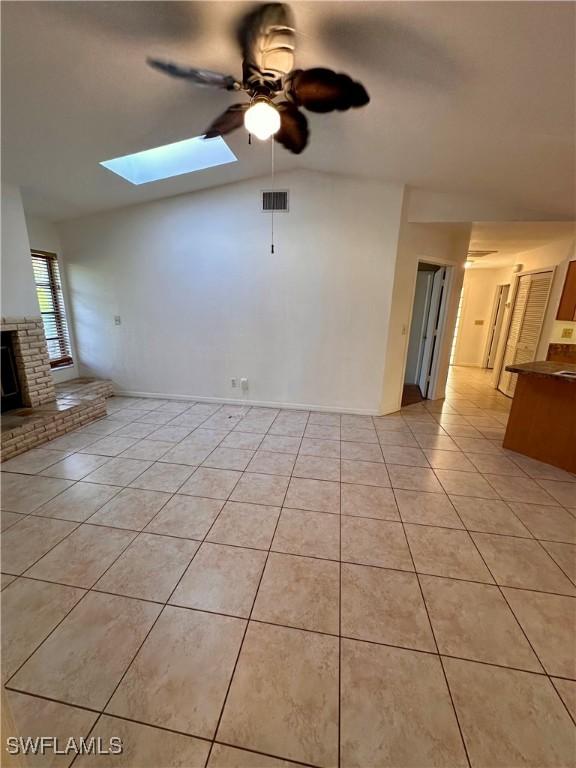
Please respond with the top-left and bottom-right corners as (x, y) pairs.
(1, 316), (113, 460)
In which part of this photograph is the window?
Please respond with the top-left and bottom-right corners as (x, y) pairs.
(31, 251), (73, 368)
(100, 135), (237, 185)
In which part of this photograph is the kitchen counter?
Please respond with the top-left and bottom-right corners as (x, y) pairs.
(505, 361), (576, 379)
(503, 360), (576, 473)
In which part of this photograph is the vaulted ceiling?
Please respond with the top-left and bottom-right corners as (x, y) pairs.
(2, 1), (574, 221)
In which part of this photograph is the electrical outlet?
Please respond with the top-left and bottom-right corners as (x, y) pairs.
(114, 315), (121, 326)
(241, 378), (249, 392)
(561, 327), (574, 339)
(231, 378), (238, 388)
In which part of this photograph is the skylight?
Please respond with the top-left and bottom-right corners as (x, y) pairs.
(100, 135), (237, 185)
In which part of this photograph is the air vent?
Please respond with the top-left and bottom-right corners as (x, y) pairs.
(467, 249), (499, 258)
(262, 190), (289, 212)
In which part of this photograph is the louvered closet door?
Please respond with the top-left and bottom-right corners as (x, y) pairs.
(498, 270), (553, 397)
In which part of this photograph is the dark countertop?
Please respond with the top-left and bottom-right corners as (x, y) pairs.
(505, 360), (576, 380)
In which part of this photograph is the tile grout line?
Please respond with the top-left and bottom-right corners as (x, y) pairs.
(407, 493), (566, 681)
(403, 406), (570, 508)
(394, 467), (474, 768)
(338, 416), (342, 768)
(463, 520), (576, 718)
(549, 678), (576, 728)
(202, 407), (311, 768)
(213, 740), (318, 768)
(7, 489), (576, 548)
(3, 405), (252, 574)
(389, 442), (576, 709)
(2, 409), (232, 684)
(6, 621), (564, 705)
(56, 399), (205, 765)
(539, 544), (576, 588)
(4, 528), (576, 602)
(8, 479), (177, 592)
(4, 624), (564, 720)
(3, 388), (575, 764)
(3, 500), (159, 688)
(68, 399), (255, 768)
(4, 562), (574, 685)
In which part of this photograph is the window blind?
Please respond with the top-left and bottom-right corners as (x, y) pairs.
(31, 251), (73, 369)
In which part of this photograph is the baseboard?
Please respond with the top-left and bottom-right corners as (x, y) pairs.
(114, 389), (381, 416)
(379, 397), (403, 415)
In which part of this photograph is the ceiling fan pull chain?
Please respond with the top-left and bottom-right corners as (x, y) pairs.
(271, 138), (275, 254)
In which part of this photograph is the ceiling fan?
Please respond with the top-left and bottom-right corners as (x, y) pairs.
(147, 2), (370, 154)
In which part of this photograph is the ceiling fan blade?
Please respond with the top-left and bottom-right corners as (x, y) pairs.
(147, 58), (241, 91)
(203, 104), (248, 139)
(274, 102), (309, 154)
(237, 3), (295, 90)
(285, 68), (369, 113)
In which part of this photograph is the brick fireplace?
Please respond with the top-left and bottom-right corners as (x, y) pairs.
(1, 316), (56, 408)
(1, 316), (113, 460)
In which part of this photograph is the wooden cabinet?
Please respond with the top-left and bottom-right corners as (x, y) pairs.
(556, 260), (576, 321)
(503, 371), (576, 473)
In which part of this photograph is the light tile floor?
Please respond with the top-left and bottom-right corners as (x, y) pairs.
(1, 366), (576, 767)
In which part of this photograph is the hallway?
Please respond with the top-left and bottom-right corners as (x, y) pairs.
(444, 365), (511, 418)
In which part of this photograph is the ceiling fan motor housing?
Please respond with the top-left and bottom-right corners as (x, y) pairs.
(147, 2), (370, 154)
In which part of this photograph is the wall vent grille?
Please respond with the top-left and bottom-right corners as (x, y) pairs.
(467, 249), (499, 258)
(262, 190), (289, 212)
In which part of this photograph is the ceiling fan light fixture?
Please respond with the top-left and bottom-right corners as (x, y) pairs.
(148, 4), (370, 154)
(244, 98), (281, 141)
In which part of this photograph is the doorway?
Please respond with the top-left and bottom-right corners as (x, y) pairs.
(483, 283), (510, 369)
(403, 262), (450, 404)
(497, 269), (554, 397)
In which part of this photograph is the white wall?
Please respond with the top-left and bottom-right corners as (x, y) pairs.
(453, 267), (512, 367)
(26, 215), (79, 382)
(380, 205), (471, 412)
(515, 238), (575, 273)
(58, 170), (404, 413)
(26, 216), (62, 256)
(406, 188), (545, 224)
(1, 183), (39, 317)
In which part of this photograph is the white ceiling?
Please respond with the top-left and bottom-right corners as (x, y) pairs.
(467, 221), (576, 268)
(2, 1), (575, 221)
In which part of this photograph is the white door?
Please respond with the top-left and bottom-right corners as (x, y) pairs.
(418, 267), (447, 397)
(498, 270), (553, 397)
(485, 284), (509, 369)
(413, 272), (434, 385)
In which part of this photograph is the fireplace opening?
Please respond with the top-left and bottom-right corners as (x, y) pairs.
(1, 331), (23, 412)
